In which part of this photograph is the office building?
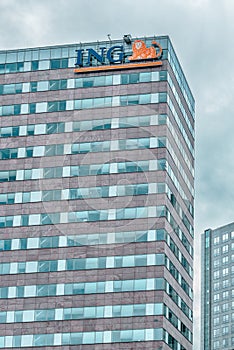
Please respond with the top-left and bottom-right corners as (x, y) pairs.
(0, 35), (194, 349)
(201, 222), (234, 350)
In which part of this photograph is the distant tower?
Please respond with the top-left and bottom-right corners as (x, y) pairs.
(201, 222), (234, 350)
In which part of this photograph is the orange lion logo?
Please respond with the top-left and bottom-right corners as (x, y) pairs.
(129, 40), (162, 61)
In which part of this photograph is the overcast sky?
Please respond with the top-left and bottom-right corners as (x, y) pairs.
(1, 0), (234, 348)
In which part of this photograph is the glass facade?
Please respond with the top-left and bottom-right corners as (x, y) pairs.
(201, 222), (234, 350)
(0, 35), (194, 349)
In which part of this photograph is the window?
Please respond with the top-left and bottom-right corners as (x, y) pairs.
(222, 339), (229, 347)
(37, 81), (49, 91)
(223, 233), (229, 241)
(42, 190), (61, 202)
(47, 100), (66, 112)
(49, 79), (67, 90)
(222, 245), (229, 254)
(41, 213), (60, 225)
(38, 260), (58, 273)
(18, 262), (26, 273)
(0, 193), (15, 205)
(30, 81), (37, 92)
(37, 284), (56, 297)
(26, 147), (33, 157)
(29, 103), (36, 113)
(0, 216), (13, 228)
(31, 61), (39, 70)
(222, 326), (229, 335)
(27, 125), (35, 135)
(39, 236), (59, 249)
(0, 148), (18, 160)
(223, 291), (229, 299)
(14, 310), (23, 323)
(223, 279), (229, 288)
(0, 239), (11, 251)
(223, 268), (229, 276)
(214, 236), (220, 245)
(121, 73), (140, 84)
(46, 122), (65, 134)
(50, 58), (68, 69)
(223, 303), (229, 312)
(214, 248), (220, 256)
(45, 144), (64, 156)
(0, 126), (19, 138)
(44, 167), (62, 179)
(13, 335), (21, 347)
(223, 256), (229, 264)
(223, 314), (229, 323)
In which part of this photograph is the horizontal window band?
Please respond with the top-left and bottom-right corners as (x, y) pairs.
(0, 327), (189, 348)
(0, 228), (193, 267)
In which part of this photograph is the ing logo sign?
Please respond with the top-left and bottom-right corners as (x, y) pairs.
(74, 38), (163, 73)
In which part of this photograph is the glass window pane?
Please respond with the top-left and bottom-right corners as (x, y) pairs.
(37, 81), (49, 91)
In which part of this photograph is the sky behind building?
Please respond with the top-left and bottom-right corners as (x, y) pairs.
(0, 0), (234, 348)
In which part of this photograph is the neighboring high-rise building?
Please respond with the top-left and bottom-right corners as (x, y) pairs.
(0, 35), (194, 349)
(201, 222), (234, 350)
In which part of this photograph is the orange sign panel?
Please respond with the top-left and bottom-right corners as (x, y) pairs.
(74, 61), (163, 74)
